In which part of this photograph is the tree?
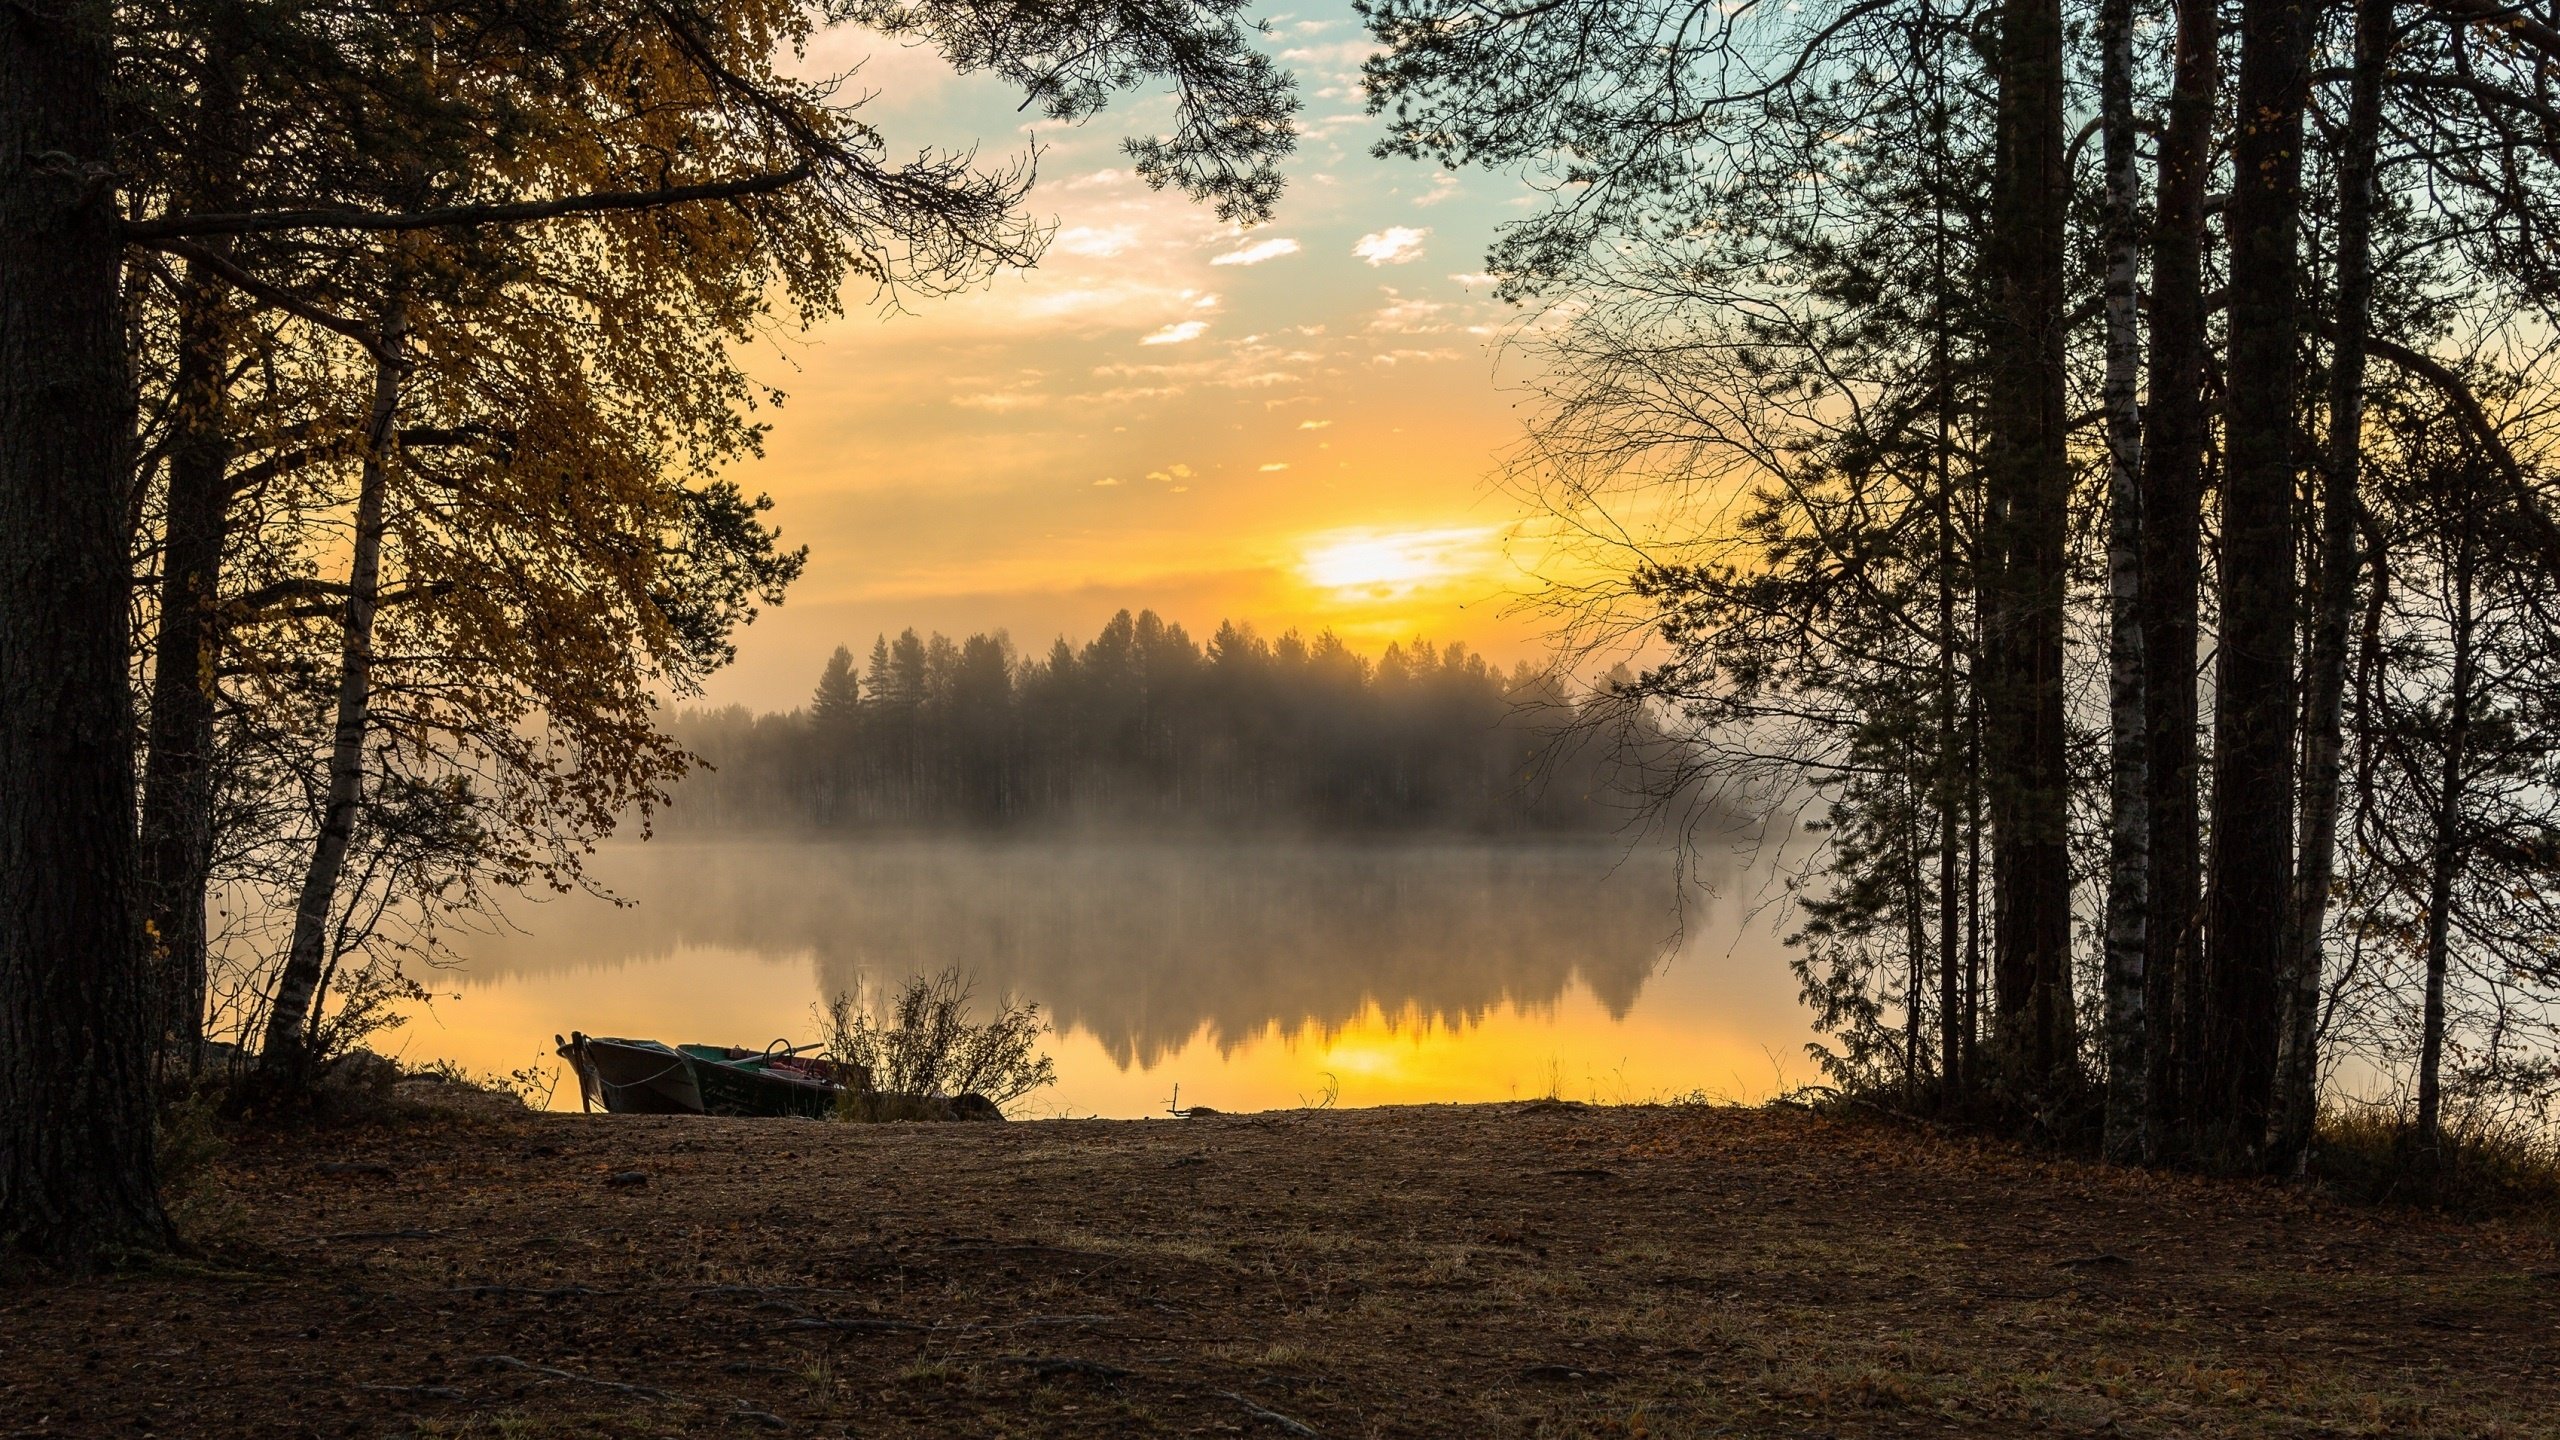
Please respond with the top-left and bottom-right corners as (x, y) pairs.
(810, 644), (862, 823)
(1, 0), (173, 1261)
(814, 647), (862, 732)
(2196, 0), (2318, 1162)
(2346, 385), (2560, 1153)
(1978, 0), (2076, 1111)
(2273, 0), (2394, 1171)
(2135, 0), (2218, 1160)
(2095, 0), (2147, 1162)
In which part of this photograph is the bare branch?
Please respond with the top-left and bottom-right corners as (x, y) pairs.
(126, 162), (813, 242)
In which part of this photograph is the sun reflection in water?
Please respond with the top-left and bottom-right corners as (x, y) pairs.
(382, 837), (1815, 1118)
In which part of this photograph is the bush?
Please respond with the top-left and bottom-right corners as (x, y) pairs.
(2312, 1106), (2560, 1218)
(817, 967), (1056, 1115)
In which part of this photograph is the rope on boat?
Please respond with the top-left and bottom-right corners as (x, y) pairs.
(565, 1034), (690, 1112)
(596, 1057), (691, 1100)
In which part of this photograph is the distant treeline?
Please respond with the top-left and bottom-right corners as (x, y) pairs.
(663, 610), (1634, 831)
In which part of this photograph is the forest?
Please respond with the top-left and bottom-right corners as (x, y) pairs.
(659, 612), (1631, 830)
(1, 0), (1303, 1259)
(3, 0), (2560, 1276)
(1352, 0), (2560, 1174)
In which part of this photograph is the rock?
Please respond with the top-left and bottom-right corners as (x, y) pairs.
(316, 1048), (403, 1098)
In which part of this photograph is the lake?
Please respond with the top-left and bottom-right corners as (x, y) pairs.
(392, 834), (1819, 1116)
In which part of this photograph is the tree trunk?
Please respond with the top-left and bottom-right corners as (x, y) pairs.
(2272, 0), (2394, 1172)
(2414, 516), (2478, 1150)
(0, 0), (174, 1260)
(1935, 328), (1965, 1104)
(138, 8), (247, 1080)
(2202, 0), (2316, 1162)
(260, 299), (406, 1078)
(139, 272), (234, 1079)
(2098, 0), (2149, 1164)
(1905, 774), (1927, 1105)
(1966, 674), (1985, 1078)
(2141, 0), (2219, 1157)
(1982, 0), (2077, 1110)
(1928, 7), (1965, 1104)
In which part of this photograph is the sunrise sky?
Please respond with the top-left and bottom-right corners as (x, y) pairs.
(706, 1), (1554, 711)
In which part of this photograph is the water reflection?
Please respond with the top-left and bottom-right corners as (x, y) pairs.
(410, 836), (1814, 1115)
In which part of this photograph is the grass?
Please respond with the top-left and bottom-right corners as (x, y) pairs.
(2312, 1105), (2560, 1217)
(6, 1100), (2555, 1437)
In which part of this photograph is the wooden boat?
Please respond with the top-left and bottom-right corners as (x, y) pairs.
(556, 1032), (860, 1119)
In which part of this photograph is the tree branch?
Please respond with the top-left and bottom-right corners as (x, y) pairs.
(2420, 0), (2560, 65)
(2357, 329), (2560, 565)
(126, 162), (813, 242)
(223, 578), (453, 627)
(142, 238), (385, 356)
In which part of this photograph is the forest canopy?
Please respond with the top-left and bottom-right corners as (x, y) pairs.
(662, 610), (1642, 832)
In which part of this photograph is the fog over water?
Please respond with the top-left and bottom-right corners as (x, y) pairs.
(409, 835), (1816, 1116)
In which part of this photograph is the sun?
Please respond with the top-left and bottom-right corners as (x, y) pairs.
(1297, 526), (1499, 601)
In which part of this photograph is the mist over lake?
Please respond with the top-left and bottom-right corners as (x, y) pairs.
(411, 834), (1815, 1115)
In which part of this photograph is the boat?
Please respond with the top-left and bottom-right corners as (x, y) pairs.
(556, 1032), (863, 1119)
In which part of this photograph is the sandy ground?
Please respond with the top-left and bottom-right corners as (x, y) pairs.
(3, 1095), (2555, 1438)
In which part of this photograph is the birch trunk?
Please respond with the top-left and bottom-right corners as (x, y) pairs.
(259, 295), (407, 1078)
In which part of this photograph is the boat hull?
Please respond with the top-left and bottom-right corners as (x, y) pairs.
(679, 1046), (841, 1120)
(559, 1035), (703, 1114)
(557, 1033), (846, 1119)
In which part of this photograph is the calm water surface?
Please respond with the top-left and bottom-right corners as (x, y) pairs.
(394, 835), (1817, 1116)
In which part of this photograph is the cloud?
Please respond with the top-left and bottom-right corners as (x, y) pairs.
(1093, 476), (1124, 487)
(1210, 237), (1303, 267)
(1412, 172), (1463, 207)
(1053, 225), (1138, 258)
(1369, 291), (1451, 334)
(950, 391), (1053, 412)
(1353, 226), (1430, 266)
(1260, 462), (1291, 472)
(1449, 271), (1497, 289)
(1298, 419), (1333, 429)
(1139, 320), (1210, 345)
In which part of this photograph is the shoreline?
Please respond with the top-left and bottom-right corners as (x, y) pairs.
(6, 1097), (2554, 1436)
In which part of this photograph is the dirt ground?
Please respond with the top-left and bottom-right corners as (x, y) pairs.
(3, 1093), (2555, 1438)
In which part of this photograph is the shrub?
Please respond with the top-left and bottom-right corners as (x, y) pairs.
(817, 967), (1056, 1115)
